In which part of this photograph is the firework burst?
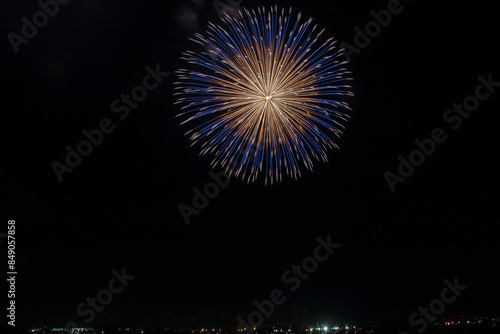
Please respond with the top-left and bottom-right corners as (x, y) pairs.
(174, 6), (354, 184)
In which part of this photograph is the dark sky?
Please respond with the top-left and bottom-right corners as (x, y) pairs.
(1, 0), (500, 330)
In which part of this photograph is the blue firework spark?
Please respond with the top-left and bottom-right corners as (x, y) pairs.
(174, 6), (354, 184)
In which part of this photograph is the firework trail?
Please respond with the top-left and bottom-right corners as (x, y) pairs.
(174, 6), (354, 184)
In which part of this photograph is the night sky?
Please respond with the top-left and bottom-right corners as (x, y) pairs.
(2, 0), (500, 330)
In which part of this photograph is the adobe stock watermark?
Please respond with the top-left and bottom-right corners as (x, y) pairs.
(65, 267), (135, 330)
(176, 0), (243, 33)
(178, 144), (258, 225)
(51, 64), (169, 183)
(384, 73), (499, 192)
(7, 0), (71, 54)
(237, 235), (340, 331)
(400, 277), (467, 334)
(340, 0), (412, 63)
(213, 0), (243, 19)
